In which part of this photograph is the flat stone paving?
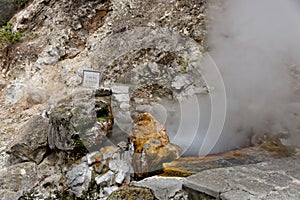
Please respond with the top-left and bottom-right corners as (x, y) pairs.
(184, 156), (300, 200)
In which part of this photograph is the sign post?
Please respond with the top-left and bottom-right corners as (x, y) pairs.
(82, 70), (101, 88)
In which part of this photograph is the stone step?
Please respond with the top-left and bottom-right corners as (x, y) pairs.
(183, 155), (300, 200)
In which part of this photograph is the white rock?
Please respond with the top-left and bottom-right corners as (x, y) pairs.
(95, 171), (114, 185)
(5, 84), (25, 105)
(103, 186), (119, 196)
(171, 74), (193, 90)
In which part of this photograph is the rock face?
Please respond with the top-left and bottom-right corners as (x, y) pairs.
(129, 113), (181, 177)
(0, 0), (208, 198)
(6, 115), (49, 164)
(47, 88), (113, 152)
(0, 162), (38, 200)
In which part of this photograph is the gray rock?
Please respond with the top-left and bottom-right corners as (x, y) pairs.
(0, 190), (22, 200)
(5, 84), (25, 105)
(95, 170), (114, 186)
(47, 89), (113, 151)
(85, 151), (99, 165)
(37, 46), (63, 65)
(6, 115), (49, 164)
(120, 102), (130, 110)
(148, 62), (160, 74)
(113, 93), (130, 102)
(171, 74), (193, 90)
(27, 87), (47, 105)
(107, 151), (133, 185)
(103, 186), (119, 196)
(132, 176), (185, 200)
(115, 169), (127, 184)
(184, 156), (300, 200)
(0, 162), (38, 199)
(66, 162), (92, 197)
(111, 85), (129, 94)
(66, 75), (82, 87)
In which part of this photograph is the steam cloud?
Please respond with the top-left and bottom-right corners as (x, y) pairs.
(167, 0), (300, 156)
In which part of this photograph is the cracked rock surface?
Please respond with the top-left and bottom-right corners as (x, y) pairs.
(184, 156), (300, 200)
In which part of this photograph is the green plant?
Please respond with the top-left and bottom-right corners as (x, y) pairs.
(0, 22), (22, 47)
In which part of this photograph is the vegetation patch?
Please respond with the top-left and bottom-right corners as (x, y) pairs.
(0, 22), (22, 48)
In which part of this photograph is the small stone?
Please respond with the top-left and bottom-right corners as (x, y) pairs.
(95, 170), (114, 186)
(115, 170), (126, 184)
(86, 151), (99, 165)
(148, 62), (160, 74)
(109, 159), (119, 172)
(103, 186), (119, 196)
(171, 74), (193, 90)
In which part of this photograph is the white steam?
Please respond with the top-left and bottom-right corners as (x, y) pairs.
(207, 0), (300, 152)
(169, 0), (300, 156)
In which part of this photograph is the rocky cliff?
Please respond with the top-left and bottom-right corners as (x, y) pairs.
(0, 0), (207, 199)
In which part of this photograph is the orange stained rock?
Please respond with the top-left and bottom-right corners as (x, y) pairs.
(129, 113), (170, 153)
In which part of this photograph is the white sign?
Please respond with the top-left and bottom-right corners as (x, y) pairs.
(82, 70), (101, 88)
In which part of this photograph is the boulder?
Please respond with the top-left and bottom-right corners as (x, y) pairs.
(6, 115), (49, 164)
(47, 88), (113, 152)
(128, 113), (181, 177)
(0, 162), (38, 200)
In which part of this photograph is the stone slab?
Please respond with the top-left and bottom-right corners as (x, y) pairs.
(184, 156), (300, 200)
(163, 143), (295, 177)
(131, 176), (185, 200)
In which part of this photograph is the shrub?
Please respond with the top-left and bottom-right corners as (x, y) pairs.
(0, 22), (22, 47)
